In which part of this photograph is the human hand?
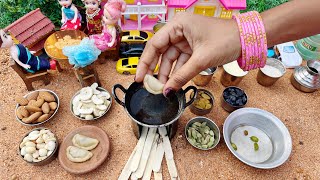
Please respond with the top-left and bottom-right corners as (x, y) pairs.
(135, 12), (241, 96)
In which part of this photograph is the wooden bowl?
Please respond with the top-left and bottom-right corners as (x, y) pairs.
(58, 125), (110, 174)
(44, 30), (87, 61)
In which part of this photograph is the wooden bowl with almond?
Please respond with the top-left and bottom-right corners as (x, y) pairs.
(15, 89), (59, 126)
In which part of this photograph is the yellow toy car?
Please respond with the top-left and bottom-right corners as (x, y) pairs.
(116, 57), (158, 75)
(121, 30), (153, 44)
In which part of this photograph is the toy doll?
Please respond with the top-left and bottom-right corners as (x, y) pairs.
(58, 0), (82, 30)
(82, 0), (104, 35)
(90, 0), (126, 51)
(0, 30), (56, 73)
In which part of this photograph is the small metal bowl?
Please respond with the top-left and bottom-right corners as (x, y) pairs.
(221, 86), (248, 113)
(18, 127), (59, 166)
(257, 58), (286, 86)
(15, 89), (60, 126)
(221, 61), (248, 87)
(185, 117), (220, 150)
(223, 108), (292, 169)
(189, 89), (214, 116)
(192, 67), (217, 86)
(70, 87), (112, 120)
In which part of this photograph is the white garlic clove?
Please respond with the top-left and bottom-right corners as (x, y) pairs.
(28, 133), (40, 140)
(36, 136), (44, 144)
(90, 83), (98, 90)
(24, 154), (33, 162)
(79, 87), (93, 101)
(45, 137), (57, 144)
(20, 141), (27, 149)
(33, 158), (41, 163)
(29, 130), (40, 135)
(25, 147), (36, 154)
(32, 151), (40, 158)
(47, 150), (53, 156)
(143, 74), (164, 95)
(92, 95), (104, 105)
(79, 108), (94, 115)
(46, 141), (56, 151)
(20, 147), (27, 156)
(40, 129), (50, 135)
(80, 114), (86, 118)
(85, 115), (94, 120)
(22, 136), (29, 142)
(96, 105), (107, 111)
(37, 143), (46, 149)
(73, 102), (82, 116)
(25, 142), (36, 147)
(98, 110), (105, 117)
(38, 156), (47, 161)
(82, 103), (96, 109)
(39, 148), (48, 157)
(82, 99), (93, 104)
(104, 100), (110, 107)
(42, 134), (49, 141)
(47, 132), (55, 138)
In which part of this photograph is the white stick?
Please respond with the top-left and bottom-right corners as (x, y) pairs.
(152, 136), (164, 172)
(130, 127), (148, 172)
(118, 146), (137, 180)
(142, 134), (159, 180)
(153, 167), (163, 180)
(131, 128), (157, 179)
(159, 127), (178, 178)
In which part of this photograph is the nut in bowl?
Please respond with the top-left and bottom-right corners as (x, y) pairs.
(185, 117), (220, 150)
(19, 128), (58, 166)
(71, 83), (112, 120)
(15, 89), (59, 126)
(189, 89), (214, 116)
(221, 86), (248, 113)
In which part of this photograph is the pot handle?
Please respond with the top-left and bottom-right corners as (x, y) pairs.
(183, 86), (198, 108)
(112, 84), (127, 107)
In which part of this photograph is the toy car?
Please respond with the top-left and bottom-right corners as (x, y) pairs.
(121, 30), (153, 44)
(116, 57), (158, 75)
(119, 43), (145, 58)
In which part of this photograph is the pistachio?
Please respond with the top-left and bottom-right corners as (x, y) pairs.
(254, 143), (259, 151)
(250, 136), (259, 142)
(231, 143), (237, 151)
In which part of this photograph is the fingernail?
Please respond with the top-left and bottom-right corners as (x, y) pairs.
(164, 88), (176, 98)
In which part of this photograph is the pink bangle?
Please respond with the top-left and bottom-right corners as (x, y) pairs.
(233, 11), (268, 71)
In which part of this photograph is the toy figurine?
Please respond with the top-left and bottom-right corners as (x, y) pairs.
(0, 30), (56, 73)
(82, 0), (104, 35)
(90, 0), (126, 51)
(58, 0), (82, 30)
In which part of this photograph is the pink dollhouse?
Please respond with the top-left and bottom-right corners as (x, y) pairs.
(166, 0), (246, 20)
(119, 0), (166, 31)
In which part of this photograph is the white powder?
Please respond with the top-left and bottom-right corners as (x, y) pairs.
(260, 65), (283, 78)
(223, 61), (248, 76)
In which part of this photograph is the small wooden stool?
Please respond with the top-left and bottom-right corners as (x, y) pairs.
(73, 64), (101, 87)
(10, 59), (62, 91)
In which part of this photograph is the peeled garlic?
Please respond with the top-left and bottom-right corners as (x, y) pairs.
(92, 95), (104, 105)
(32, 151), (40, 158)
(36, 136), (44, 144)
(47, 150), (53, 156)
(39, 148), (48, 157)
(80, 87), (93, 101)
(25, 147), (36, 154)
(20, 147), (27, 156)
(143, 74), (164, 95)
(37, 143), (46, 149)
(46, 141), (56, 151)
(25, 142), (36, 147)
(96, 105), (107, 111)
(85, 115), (94, 120)
(79, 108), (94, 115)
(24, 154), (33, 162)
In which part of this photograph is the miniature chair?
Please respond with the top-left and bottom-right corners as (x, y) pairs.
(98, 24), (123, 64)
(73, 63), (101, 87)
(10, 59), (62, 91)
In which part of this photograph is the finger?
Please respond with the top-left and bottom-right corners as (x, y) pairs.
(163, 53), (205, 94)
(172, 53), (190, 74)
(136, 21), (185, 82)
(158, 46), (181, 84)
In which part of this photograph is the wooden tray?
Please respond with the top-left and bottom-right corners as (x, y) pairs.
(58, 125), (110, 174)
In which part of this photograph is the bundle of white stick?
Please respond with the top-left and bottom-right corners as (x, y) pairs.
(118, 127), (179, 180)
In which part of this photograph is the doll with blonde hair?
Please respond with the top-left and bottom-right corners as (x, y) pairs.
(58, 0), (82, 30)
(90, 0), (126, 51)
(0, 30), (56, 73)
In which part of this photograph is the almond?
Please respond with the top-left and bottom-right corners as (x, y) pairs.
(24, 112), (42, 123)
(27, 91), (39, 101)
(49, 102), (58, 111)
(36, 114), (49, 123)
(42, 102), (50, 114)
(17, 106), (29, 118)
(25, 105), (42, 112)
(15, 97), (29, 106)
(34, 98), (45, 108)
(39, 91), (55, 102)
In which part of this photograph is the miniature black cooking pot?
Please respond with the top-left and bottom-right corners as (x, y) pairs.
(112, 82), (197, 128)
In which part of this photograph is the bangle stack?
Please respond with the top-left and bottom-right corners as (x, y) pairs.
(233, 11), (268, 71)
